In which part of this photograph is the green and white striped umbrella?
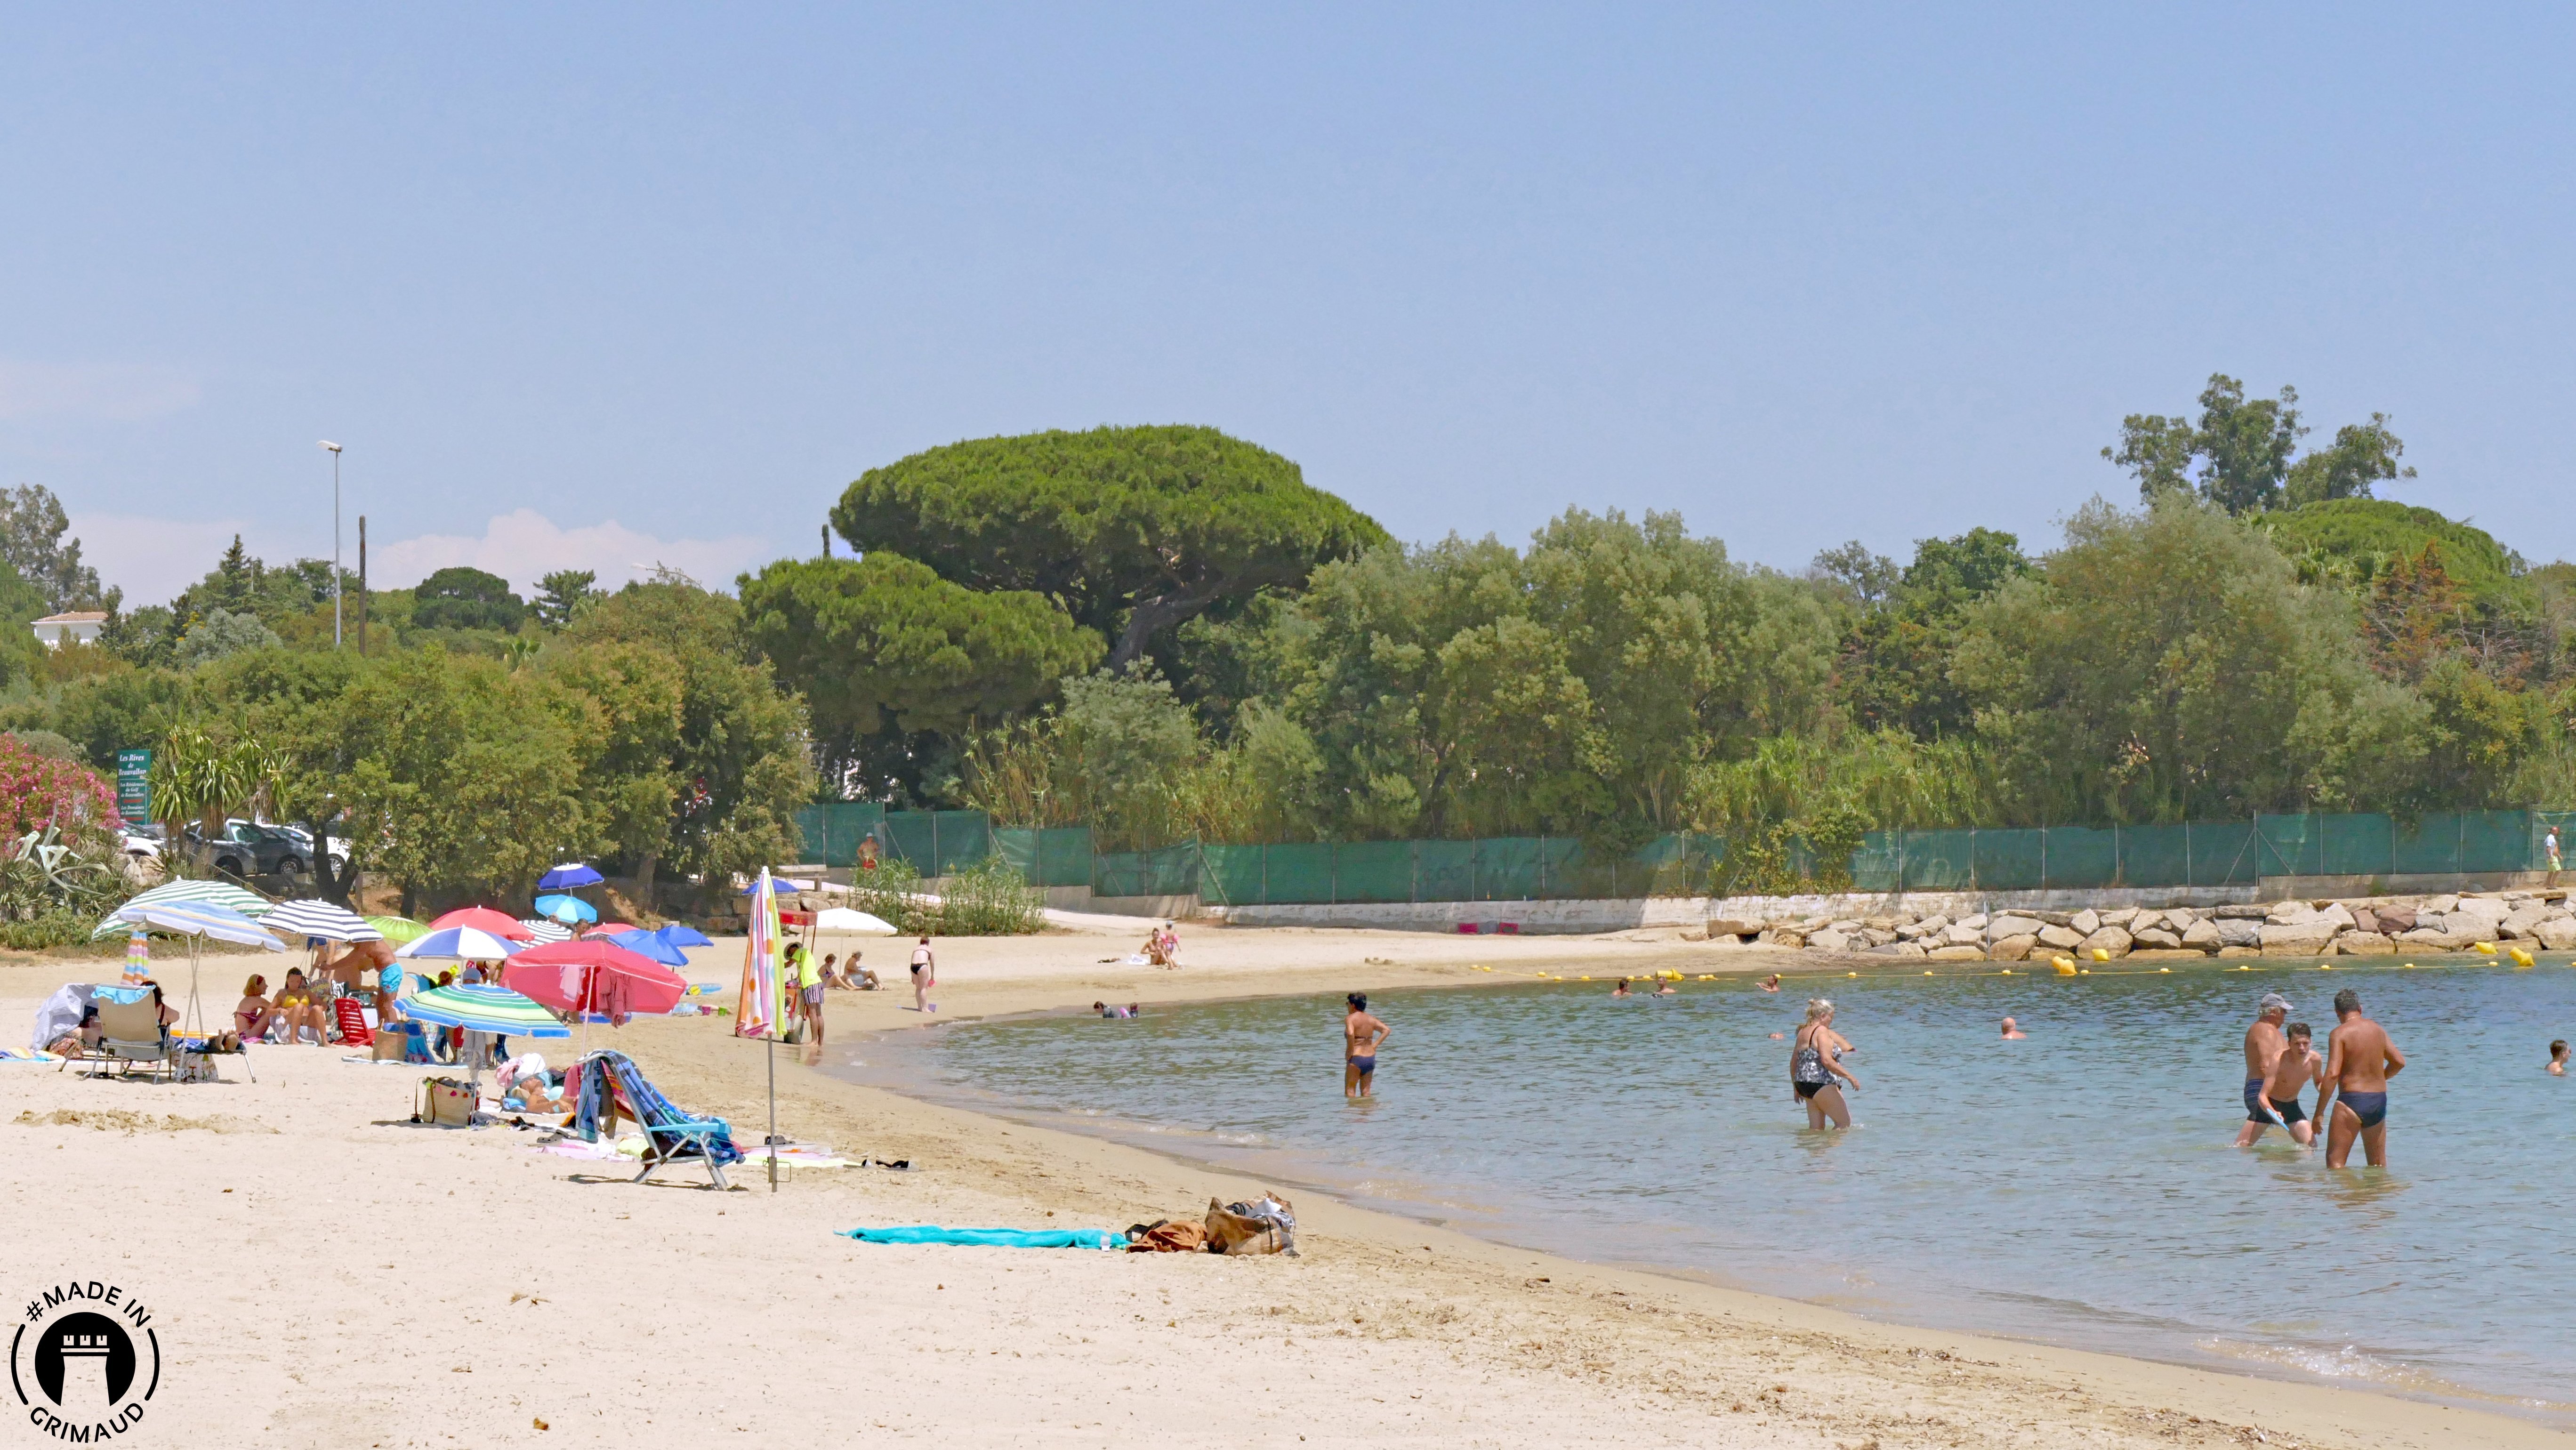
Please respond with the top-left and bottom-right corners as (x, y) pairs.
(91, 878), (275, 940)
(367, 915), (431, 944)
(395, 983), (570, 1037)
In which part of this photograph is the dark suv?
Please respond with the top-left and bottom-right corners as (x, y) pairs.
(184, 820), (310, 878)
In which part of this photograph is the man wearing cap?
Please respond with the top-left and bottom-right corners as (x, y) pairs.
(2232, 992), (2297, 1147)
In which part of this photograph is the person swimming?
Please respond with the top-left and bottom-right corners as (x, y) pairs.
(2551, 1039), (2568, 1077)
(2000, 1016), (2027, 1039)
(1654, 980), (1676, 996)
(1611, 978), (1632, 997)
(1759, 974), (1782, 993)
(2321, 988), (2405, 1169)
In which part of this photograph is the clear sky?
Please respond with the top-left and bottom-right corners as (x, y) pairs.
(5, 5), (2572, 598)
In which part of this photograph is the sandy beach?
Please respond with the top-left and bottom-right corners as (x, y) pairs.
(4, 925), (2562, 1450)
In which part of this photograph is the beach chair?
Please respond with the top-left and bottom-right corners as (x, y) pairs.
(332, 997), (373, 1047)
(574, 1050), (744, 1190)
(79, 988), (174, 1083)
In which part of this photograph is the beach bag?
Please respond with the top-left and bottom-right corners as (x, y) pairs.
(418, 1077), (474, 1127)
(1124, 1220), (1207, 1253)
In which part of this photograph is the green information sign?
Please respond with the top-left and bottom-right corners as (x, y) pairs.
(116, 748), (150, 828)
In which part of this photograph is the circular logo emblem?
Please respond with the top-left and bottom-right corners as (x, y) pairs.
(11, 1283), (159, 1442)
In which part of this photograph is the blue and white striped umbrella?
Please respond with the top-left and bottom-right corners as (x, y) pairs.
(112, 900), (286, 951)
(394, 926), (525, 962)
(394, 983), (569, 1037)
(91, 879), (274, 939)
(262, 899), (383, 943)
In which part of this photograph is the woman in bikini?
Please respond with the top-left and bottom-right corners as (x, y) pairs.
(271, 968), (333, 1046)
(237, 974), (280, 1040)
(1789, 999), (1860, 1129)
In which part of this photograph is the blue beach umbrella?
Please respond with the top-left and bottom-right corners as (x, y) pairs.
(599, 928), (689, 967)
(657, 924), (712, 949)
(533, 894), (598, 925)
(396, 926), (527, 962)
(536, 862), (605, 892)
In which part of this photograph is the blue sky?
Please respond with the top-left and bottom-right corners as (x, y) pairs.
(4, 6), (2572, 597)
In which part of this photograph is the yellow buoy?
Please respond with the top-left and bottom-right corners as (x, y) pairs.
(2319, 964), (2333, 970)
(1999, 968), (2013, 975)
(2091, 947), (2109, 962)
(2051, 956), (2074, 971)
(2474, 941), (2497, 955)
(2054, 960), (2077, 976)
(2511, 946), (2535, 967)
(1578, 975), (1591, 982)
(2079, 967), (2091, 975)
(1847, 971), (1858, 977)
(1923, 970), (1934, 976)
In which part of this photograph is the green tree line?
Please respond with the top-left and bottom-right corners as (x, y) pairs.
(5, 390), (2575, 903)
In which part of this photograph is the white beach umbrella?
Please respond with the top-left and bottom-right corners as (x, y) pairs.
(813, 907), (898, 935)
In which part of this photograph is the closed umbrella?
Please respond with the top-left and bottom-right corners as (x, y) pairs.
(427, 906), (535, 941)
(261, 899), (383, 943)
(395, 926), (525, 963)
(536, 862), (605, 892)
(533, 894), (598, 925)
(110, 900), (285, 1031)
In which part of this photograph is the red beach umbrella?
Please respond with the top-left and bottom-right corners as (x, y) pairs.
(430, 906), (536, 941)
(501, 939), (687, 1018)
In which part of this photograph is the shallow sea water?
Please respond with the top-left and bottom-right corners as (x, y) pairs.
(850, 959), (2576, 1416)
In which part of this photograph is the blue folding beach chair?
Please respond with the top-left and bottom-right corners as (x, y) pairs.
(573, 1049), (744, 1190)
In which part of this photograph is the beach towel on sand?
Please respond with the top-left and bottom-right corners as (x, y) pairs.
(840, 1225), (1123, 1250)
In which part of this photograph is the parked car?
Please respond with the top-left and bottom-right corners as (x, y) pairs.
(270, 821), (350, 867)
(120, 823), (164, 862)
(184, 820), (311, 878)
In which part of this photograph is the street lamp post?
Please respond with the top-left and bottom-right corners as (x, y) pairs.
(318, 441), (344, 646)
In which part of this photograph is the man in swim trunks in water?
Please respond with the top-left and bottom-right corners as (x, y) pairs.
(2232, 992), (2294, 1147)
(2257, 1021), (2324, 1147)
(1343, 992), (1389, 1100)
(2320, 988), (2405, 1169)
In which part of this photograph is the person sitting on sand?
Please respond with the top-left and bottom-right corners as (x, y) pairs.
(2000, 1016), (2026, 1039)
(855, 957), (880, 990)
(271, 969), (332, 1045)
(1759, 974), (1781, 993)
(1611, 978), (1632, 997)
(818, 952), (846, 988)
(237, 975), (281, 1040)
(2551, 1039), (2568, 1077)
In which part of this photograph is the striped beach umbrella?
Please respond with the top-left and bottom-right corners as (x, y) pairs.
(91, 878), (274, 939)
(395, 926), (525, 962)
(394, 983), (570, 1038)
(517, 918), (574, 944)
(735, 869), (782, 1040)
(261, 899), (383, 943)
(112, 900), (287, 951)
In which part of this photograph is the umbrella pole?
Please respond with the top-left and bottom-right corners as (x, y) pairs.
(185, 935), (203, 1034)
(766, 1035), (778, 1192)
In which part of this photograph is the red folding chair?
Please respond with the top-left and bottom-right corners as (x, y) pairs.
(333, 997), (373, 1046)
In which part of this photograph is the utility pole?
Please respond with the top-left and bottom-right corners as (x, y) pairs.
(357, 516), (369, 654)
(319, 441), (345, 645)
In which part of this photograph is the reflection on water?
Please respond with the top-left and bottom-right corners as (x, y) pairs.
(855, 961), (2576, 1416)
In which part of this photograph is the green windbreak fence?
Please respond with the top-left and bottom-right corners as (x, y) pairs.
(795, 803), (2561, 900)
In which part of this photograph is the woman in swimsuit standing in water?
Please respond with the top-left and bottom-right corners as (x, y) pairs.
(1790, 999), (1860, 1129)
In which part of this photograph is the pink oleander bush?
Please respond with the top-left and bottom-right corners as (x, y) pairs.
(0, 735), (121, 846)
(0, 738), (131, 948)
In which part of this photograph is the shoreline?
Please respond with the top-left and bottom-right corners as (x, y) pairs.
(4, 929), (2563, 1447)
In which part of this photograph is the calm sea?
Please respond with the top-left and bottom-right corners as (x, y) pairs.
(841, 960), (2576, 1418)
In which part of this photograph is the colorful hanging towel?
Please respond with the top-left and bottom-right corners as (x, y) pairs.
(839, 1225), (1123, 1250)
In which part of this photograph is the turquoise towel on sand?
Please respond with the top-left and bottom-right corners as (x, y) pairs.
(841, 1225), (1122, 1250)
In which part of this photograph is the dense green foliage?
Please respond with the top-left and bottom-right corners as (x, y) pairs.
(19, 393), (2576, 908)
(831, 425), (1388, 672)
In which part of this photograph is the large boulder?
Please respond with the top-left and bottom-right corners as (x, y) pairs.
(2079, 926), (2133, 959)
(2333, 931), (2397, 955)
(2499, 907), (2552, 940)
(1867, 940), (1928, 958)
(2100, 907), (2140, 927)
(1809, 928), (1852, 954)
(2537, 917), (2576, 952)
(2036, 924), (2085, 950)
(2214, 918), (2263, 949)
(1925, 944), (1988, 962)
(2180, 918), (2223, 951)
(1766, 929), (1807, 949)
(2394, 926), (2470, 951)
(2373, 906), (2417, 934)
(2069, 909), (2102, 936)
(2214, 903), (2271, 919)
(2260, 921), (2338, 957)
(1707, 918), (1763, 938)
(2453, 896), (2512, 926)
(1955, 913), (1989, 932)
(2266, 899), (2317, 924)
(2133, 926), (2183, 950)
(2315, 902), (2358, 931)
(1859, 927), (1898, 947)
(2422, 894), (2460, 917)
(1942, 923), (1985, 947)
(1989, 934), (2036, 961)
(1986, 915), (2045, 942)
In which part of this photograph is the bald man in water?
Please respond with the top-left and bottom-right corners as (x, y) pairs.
(2321, 988), (2405, 1169)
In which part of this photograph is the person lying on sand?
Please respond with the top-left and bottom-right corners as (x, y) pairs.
(2000, 1016), (2026, 1039)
